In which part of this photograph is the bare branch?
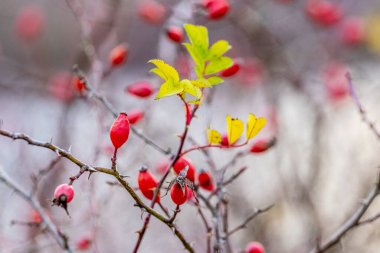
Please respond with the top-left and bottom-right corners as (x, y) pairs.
(0, 167), (73, 253)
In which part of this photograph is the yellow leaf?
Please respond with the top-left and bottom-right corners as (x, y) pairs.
(149, 59), (179, 83)
(365, 15), (380, 54)
(226, 115), (244, 145)
(246, 113), (266, 140)
(181, 79), (202, 99)
(155, 80), (184, 99)
(207, 129), (222, 144)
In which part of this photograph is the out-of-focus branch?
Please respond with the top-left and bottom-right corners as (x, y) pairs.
(224, 204), (274, 238)
(0, 167), (73, 253)
(347, 73), (380, 141)
(308, 171), (380, 253)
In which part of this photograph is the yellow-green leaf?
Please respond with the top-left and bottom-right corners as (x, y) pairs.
(149, 59), (179, 83)
(207, 76), (224, 86)
(181, 79), (202, 99)
(246, 113), (266, 140)
(205, 56), (233, 75)
(155, 80), (184, 99)
(226, 115), (244, 145)
(183, 24), (209, 52)
(191, 78), (212, 88)
(208, 40), (231, 60)
(207, 129), (222, 144)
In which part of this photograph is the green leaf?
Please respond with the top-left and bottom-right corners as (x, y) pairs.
(208, 40), (231, 60)
(149, 59), (179, 83)
(180, 79), (202, 99)
(155, 80), (184, 99)
(207, 76), (224, 86)
(183, 24), (209, 52)
(205, 57), (233, 75)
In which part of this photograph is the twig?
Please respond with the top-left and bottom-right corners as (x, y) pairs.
(225, 204), (274, 237)
(308, 171), (380, 253)
(346, 73), (380, 141)
(0, 168), (73, 253)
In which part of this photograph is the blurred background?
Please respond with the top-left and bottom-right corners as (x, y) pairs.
(1, 0), (380, 252)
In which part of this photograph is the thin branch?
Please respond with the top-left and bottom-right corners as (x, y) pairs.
(308, 171), (380, 253)
(346, 73), (380, 141)
(0, 168), (73, 253)
(225, 204), (274, 237)
(0, 129), (194, 252)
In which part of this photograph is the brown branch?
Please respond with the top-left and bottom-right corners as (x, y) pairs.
(308, 171), (380, 253)
(0, 129), (194, 252)
(193, 193), (212, 253)
(0, 167), (73, 253)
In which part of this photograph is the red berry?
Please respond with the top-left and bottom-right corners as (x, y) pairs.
(166, 26), (184, 43)
(340, 17), (364, 46)
(54, 184), (74, 203)
(306, 0), (342, 27)
(126, 81), (154, 98)
(220, 60), (240, 77)
(198, 170), (215, 191)
(138, 1), (166, 24)
(207, 0), (230, 20)
(72, 76), (86, 93)
(173, 157), (196, 182)
(76, 236), (92, 251)
(245, 241), (265, 253)
(138, 167), (160, 202)
(110, 113), (130, 149)
(109, 44), (128, 67)
(221, 133), (229, 147)
(187, 188), (195, 201)
(170, 182), (188, 205)
(127, 109), (144, 125)
(250, 138), (276, 153)
(15, 5), (44, 41)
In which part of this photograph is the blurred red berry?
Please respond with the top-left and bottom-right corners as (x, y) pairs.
(340, 17), (364, 46)
(187, 188), (195, 201)
(238, 57), (264, 86)
(126, 81), (154, 98)
(220, 60), (240, 77)
(250, 138), (276, 153)
(155, 159), (170, 174)
(30, 210), (42, 223)
(166, 26), (184, 43)
(206, 0), (230, 20)
(48, 72), (75, 102)
(306, 0), (342, 26)
(170, 182), (188, 205)
(138, 1), (166, 24)
(76, 236), (92, 251)
(110, 113), (130, 149)
(173, 157), (196, 182)
(198, 170), (215, 191)
(109, 44), (128, 67)
(127, 109), (144, 125)
(15, 5), (44, 41)
(245, 241), (265, 253)
(138, 167), (160, 202)
(323, 62), (349, 101)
